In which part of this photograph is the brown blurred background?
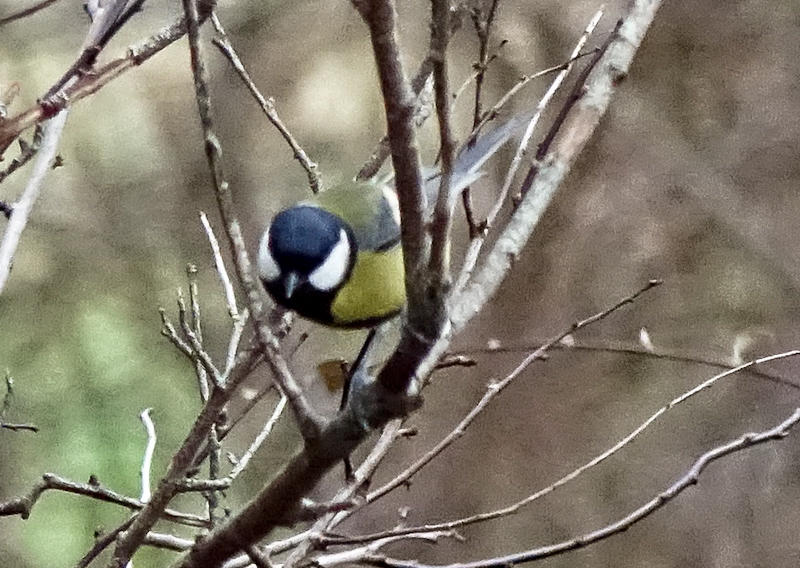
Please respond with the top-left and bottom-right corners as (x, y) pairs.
(2, 0), (800, 566)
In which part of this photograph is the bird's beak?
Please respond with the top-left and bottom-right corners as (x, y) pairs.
(284, 272), (300, 299)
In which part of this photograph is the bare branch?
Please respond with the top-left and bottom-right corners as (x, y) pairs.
(469, 0), (501, 128)
(0, 110), (67, 296)
(334, 350), (800, 548)
(0, 3), (214, 152)
(0, 473), (208, 527)
(316, 531), (456, 568)
(457, 9), (603, 297)
(352, 0), (430, 341)
(211, 16), (322, 194)
(367, 280), (661, 505)
(356, 8), (466, 182)
(449, 0), (661, 329)
(143, 532), (194, 552)
(279, 422), (408, 568)
(76, 517), (134, 568)
(109, 4), (322, 563)
(42, 0), (148, 106)
(363, 409), (800, 568)
(0, 421), (39, 432)
(0, 0), (65, 27)
(0, 125), (42, 184)
(201, 211), (240, 319)
(228, 394), (288, 480)
(169, 3), (664, 565)
(190, 3), (320, 434)
(451, 339), (800, 391)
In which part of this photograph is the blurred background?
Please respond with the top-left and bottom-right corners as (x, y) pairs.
(2, 0), (800, 566)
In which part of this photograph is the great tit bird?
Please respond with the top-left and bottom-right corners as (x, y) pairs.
(258, 114), (530, 328)
(259, 181), (404, 328)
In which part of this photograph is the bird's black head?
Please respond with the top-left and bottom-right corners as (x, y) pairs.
(258, 205), (357, 323)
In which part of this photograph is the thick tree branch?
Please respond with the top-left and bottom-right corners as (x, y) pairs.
(352, 0), (434, 346)
(428, 0), (457, 292)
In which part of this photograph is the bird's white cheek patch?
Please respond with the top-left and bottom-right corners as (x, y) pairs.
(309, 229), (351, 291)
(257, 229), (281, 282)
(382, 185), (401, 226)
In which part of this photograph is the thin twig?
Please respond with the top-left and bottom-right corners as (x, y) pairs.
(200, 211), (239, 318)
(0, 109), (67, 296)
(229, 394), (288, 480)
(503, 10), (604, 204)
(75, 517), (135, 568)
(452, 8), (603, 298)
(363, 409), (800, 568)
(111, 8), (276, 565)
(0, 0), (64, 27)
(447, 339), (800, 390)
(186, 4), (321, 437)
(428, 0), (457, 289)
(316, 531), (455, 568)
(143, 533), (195, 552)
(367, 280), (661, 505)
(469, 51), (598, 139)
(199, 211), (250, 380)
(139, 408), (156, 503)
(449, 3), (655, 329)
(185, 266), (217, 395)
(108, 338), (263, 566)
(160, 308), (194, 358)
(352, 0), (430, 344)
(41, 0), (138, 105)
(0, 3), (213, 152)
(280, 421), (407, 568)
(210, 15), (321, 193)
(0, 473), (208, 527)
(175, 285), (222, 392)
(0, 421), (39, 432)
(189, 347), (268, 469)
(0, 125), (43, 184)
(470, 0), (501, 129)
(333, 350), (800, 547)
(357, 15), (461, 182)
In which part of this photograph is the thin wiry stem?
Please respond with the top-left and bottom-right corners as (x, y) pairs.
(138, 409), (157, 503)
(0, 0), (64, 26)
(228, 394), (288, 480)
(0, 3), (213, 152)
(470, 0), (501, 129)
(358, 409), (800, 568)
(332, 350), (800, 548)
(211, 15), (321, 194)
(452, 8), (603, 298)
(368, 280), (661, 506)
(448, 4), (648, 328)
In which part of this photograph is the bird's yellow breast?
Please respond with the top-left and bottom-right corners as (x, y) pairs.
(330, 245), (405, 326)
